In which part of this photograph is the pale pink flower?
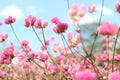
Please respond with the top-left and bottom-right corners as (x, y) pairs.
(98, 21), (117, 36)
(75, 70), (96, 80)
(37, 52), (48, 62)
(68, 4), (86, 22)
(4, 16), (16, 24)
(88, 5), (96, 13)
(0, 33), (8, 42)
(109, 72), (120, 80)
(0, 70), (5, 79)
(34, 19), (48, 28)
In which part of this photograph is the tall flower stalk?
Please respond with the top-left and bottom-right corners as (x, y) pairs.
(112, 27), (120, 72)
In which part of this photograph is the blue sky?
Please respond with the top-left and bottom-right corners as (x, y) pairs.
(0, 0), (119, 52)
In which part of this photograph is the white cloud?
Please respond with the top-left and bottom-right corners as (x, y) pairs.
(79, 14), (94, 25)
(0, 5), (22, 19)
(97, 5), (113, 16)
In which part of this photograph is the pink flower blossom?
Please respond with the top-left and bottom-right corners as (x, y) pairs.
(0, 70), (5, 79)
(0, 22), (3, 25)
(109, 72), (120, 80)
(68, 4), (86, 22)
(75, 70), (96, 80)
(24, 15), (36, 28)
(115, 55), (120, 61)
(51, 16), (60, 24)
(115, 1), (120, 13)
(4, 16), (16, 24)
(98, 21), (117, 36)
(53, 22), (68, 34)
(0, 33), (8, 42)
(88, 5), (96, 13)
(34, 19), (48, 28)
(37, 52), (48, 62)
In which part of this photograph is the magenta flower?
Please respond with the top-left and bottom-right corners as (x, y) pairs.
(4, 16), (16, 24)
(21, 40), (31, 53)
(51, 17), (68, 33)
(75, 70), (96, 80)
(34, 19), (48, 28)
(0, 33), (8, 42)
(0, 22), (3, 25)
(98, 21), (117, 36)
(109, 72), (120, 80)
(37, 52), (48, 62)
(115, 55), (120, 61)
(53, 22), (68, 34)
(115, 1), (120, 13)
(24, 15), (36, 28)
(51, 16), (60, 24)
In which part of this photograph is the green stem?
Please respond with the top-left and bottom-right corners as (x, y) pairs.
(41, 28), (58, 65)
(67, 0), (70, 9)
(112, 27), (120, 72)
(10, 24), (20, 44)
(31, 26), (45, 47)
(61, 33), (74, 54)
(90, 0), (104, 56)
(60, 34), (67, 55)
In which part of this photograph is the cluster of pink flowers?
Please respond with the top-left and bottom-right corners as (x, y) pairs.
(51, 17), (68, 34)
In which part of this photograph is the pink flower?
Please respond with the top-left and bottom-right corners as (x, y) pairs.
(98, 21), (117, 36)
(75, 70), (96, 80)
(24, 15), (36, 28)
(88, 5), (96, 13)
(44, 39), (50, 45)
(21, 40), (31, 53)
(37, 52), (48, 62)
(109, 72), (120, 80)
(34, 19), (48, 28)
(4, 16), (16, 24)
(53, 22), (68, 34)
(0, 22), (3, 25)
(21, 40), (29, 47)
(51, 16), (60, 24)
(0, 33), (8, 42)
(115, 55), (120, 61)
(0, 70), (5, 79)
(115, 1), (120, 13)
(68, 4), (86, 22)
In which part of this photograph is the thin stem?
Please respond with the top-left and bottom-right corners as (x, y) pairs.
(61, 33), (74, 54)
(10, 24), (20, 44)
(90, 0), (104, 56)
(112, 27), (120, 72)
(31, 26), (45, 47)
(41, 28), (47, 49)
(67, 0), (70, 9)
(60, 34), (67, 55)
(41, 28), (58, 65)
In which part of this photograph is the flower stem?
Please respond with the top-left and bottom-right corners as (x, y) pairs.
(10, 24), (20, 44)
(112, 27), (120, 72)
(31, 26), (45, 47)
(41, 28), (58, 65)
(67, 0), (70, 9)
(60, 34), (67, 55)
(61, 33), (74, 54)
(90, 0), (104, 56)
